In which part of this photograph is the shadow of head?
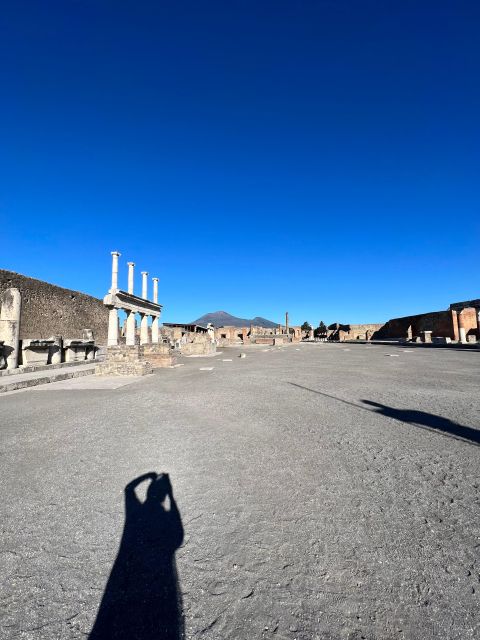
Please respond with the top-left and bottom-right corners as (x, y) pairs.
(146, 474), (170, 503)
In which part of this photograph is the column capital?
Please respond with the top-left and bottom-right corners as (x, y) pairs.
(111, 251), (121, 257)
(141, 271), (148, 276)
(152, 277), (159, 282)
(127, 261), (135, 267)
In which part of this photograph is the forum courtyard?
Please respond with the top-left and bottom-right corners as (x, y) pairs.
(1, 339), (479, 639)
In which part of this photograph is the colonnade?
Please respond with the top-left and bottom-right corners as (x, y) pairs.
(106, 251), (162, 347)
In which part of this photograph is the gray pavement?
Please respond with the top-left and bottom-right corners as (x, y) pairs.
(0, 343), (479, 640)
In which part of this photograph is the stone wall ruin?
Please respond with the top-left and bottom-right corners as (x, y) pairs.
(0, 270), (108, 343)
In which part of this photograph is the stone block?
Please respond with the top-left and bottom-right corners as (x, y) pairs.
(95, 344), (153, 376)
(64, 339), (95, 362)
(22, 337), (62, 365)
(142, 343), (176, 368)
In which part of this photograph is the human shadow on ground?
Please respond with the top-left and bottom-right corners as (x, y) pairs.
(362, 400), (480, 445)
(288, 382), (480, 447)
(89, 472), (184, 640)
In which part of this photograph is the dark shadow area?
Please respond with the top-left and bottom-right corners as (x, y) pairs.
(288, 382), (480, 447)
(363, 400), (480, 445)
(89, 472), (184, 640)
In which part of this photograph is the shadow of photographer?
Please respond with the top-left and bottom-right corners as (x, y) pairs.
(89, 472), (184, 640)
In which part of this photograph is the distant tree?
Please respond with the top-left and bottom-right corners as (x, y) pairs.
(314, 321), (328, 337)
(301, 321), (312, 334)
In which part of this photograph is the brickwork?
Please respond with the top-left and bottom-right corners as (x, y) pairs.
(377, 310), (458, 341)
(458, 308), (479, 337)
(0, 270), (108, 343)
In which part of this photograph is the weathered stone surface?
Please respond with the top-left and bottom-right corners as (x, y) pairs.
(0, 270), (108, 343)
(95, 345), (153, 376)
(180, 341), (216, 356)
(0, 287), (21, 369)
(142, 343), (176, 368)
(22, 338), (61, 366)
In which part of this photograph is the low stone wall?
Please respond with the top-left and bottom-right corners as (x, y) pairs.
(215, 326), (246, 346)
(181, 341), (216, 356)
(0, 270), (108, 343)
(338, 323), (386, 341)
(142, 343), (176, 368)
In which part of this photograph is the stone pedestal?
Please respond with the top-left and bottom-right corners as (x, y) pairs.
(95, 345), (153, 376)
(420, 331), (432, 343)
(64, 339), (95, 362)
(22, 338), (61, 365)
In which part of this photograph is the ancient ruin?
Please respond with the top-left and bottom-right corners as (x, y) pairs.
(0, 284), (99, 374)
(96, 251), (175, 376)
(0, 288), (21, 369)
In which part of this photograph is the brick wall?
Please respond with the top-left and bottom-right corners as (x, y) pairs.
(377, 310), (458, 340)
(0, 270), (108, 343)
(459, 307), (479, 337)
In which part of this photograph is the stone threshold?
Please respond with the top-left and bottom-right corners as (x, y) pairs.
(0, 364), (95, 394)
(0, 358), (104, 378)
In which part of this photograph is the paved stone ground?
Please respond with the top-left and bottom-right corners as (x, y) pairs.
(1, 343), (479, 640)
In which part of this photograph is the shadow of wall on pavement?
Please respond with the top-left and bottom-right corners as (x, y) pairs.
(89, 472), (184, 640)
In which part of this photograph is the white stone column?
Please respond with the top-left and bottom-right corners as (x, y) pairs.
(110, 251), (121, 292)
(151, 277), (159, 344)
(126, 310), (136, 346)
(127, 262), (135, 295)
(107, 308), (119, 346)
(142, 271), (148, 299)
(140, 313), (150, 345)
(0, 288), (21, 369)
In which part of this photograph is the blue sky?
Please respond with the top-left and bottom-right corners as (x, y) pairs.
(1, 1), (479, 326)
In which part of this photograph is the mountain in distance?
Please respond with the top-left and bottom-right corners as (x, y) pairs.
(191, 310), (278, 329)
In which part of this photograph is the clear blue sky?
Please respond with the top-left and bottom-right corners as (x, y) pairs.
(1, 1), (479, 326)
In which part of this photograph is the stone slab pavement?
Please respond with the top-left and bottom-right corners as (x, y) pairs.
(0, 343), (479, 640)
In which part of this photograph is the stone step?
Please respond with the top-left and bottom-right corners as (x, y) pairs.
(0, 363), (95, 393)
(0, 359), (103, 378)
